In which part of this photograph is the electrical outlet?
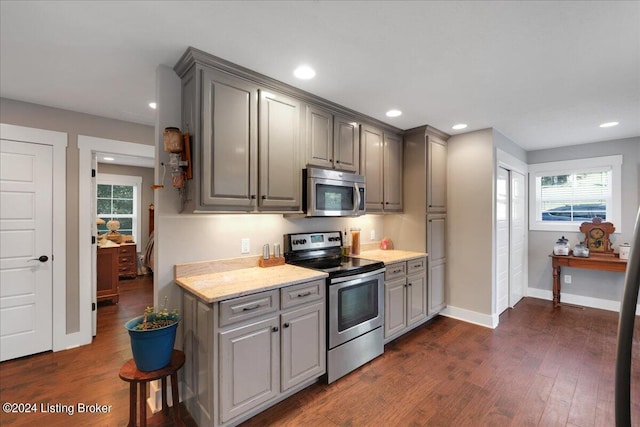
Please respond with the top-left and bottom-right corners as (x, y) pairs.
(564, 275), (572, 284)
(370, 229), (376, 240)
(241, 238), (250, 254)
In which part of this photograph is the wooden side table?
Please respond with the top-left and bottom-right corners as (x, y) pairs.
(549, 253), (627, 307)
(119, 349), (186, 427)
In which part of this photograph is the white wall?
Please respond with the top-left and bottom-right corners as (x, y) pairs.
(527, 137), (640, 309)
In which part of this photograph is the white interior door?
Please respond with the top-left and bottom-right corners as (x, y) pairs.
(509, 171), (526, 307)
(0, 140), (53, 361)
(496, 167), (510, 314)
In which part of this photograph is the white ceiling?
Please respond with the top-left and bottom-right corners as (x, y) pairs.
(1, 1), (638, 151)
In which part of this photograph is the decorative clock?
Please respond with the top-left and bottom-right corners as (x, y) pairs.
(580, 217), (615, 256)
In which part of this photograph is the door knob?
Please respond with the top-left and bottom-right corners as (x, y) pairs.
(30, 255), (49, 263)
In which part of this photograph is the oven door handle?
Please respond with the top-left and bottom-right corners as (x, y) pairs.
(330, 267), (386, 285)
(353, 183), (361, 215)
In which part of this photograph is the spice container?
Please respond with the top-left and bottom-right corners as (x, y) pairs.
(350, 227), (361, 255)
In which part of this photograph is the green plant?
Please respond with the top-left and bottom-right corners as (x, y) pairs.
(136, 296), (179, 330)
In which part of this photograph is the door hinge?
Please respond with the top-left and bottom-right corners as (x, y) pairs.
(92, 303), (96, 311)
(92, 236), (96, 244)
(91, 169), (96, 178)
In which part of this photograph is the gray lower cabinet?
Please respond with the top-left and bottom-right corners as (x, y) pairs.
(383, 257), (427, 342)
(427, 215), (447, 315)
(306, 104), (359, 173)
(182, 279), (325, 426)
(360, 124), (403, 212)
(219, 316), (280, 423)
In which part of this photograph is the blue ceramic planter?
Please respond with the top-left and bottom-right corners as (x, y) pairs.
(125, 314), (180, 372)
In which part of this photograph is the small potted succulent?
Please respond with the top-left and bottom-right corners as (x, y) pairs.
(124, 297), (180, 372)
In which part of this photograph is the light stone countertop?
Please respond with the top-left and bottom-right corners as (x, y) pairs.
(354, 249), (427, 264)
(175, 264), (328, 303)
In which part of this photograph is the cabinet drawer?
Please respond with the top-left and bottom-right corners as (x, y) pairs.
(385, 262), (406, 281)
(281, 279), (324, 309)
(407, 257), (426, 274)
(219, 290), (279, 327)
(119, 256), (134, 265)
(119, 245), (135, 255)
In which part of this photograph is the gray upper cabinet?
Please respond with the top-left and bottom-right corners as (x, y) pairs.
(174, 47), (402, 214)
(360, 124), (384, 211)
(259, 90), (301, 210)
(427, 135), (447, 213)
(333, 114), (359, 172)
(306, 105), (359, 173)
(201, 68), (258, 210)
(306, 105), (334, 170)
(361, 124), (403, 212)
(383, 131), (403, 212)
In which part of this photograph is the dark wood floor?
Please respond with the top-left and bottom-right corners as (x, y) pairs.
(1, 276), (638, 426)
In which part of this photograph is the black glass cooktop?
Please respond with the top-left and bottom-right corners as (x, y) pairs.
(289, 255), (385, 279)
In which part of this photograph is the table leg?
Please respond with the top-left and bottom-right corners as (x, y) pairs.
(171, 372), (186, 427)
(552, 264), (561, 307)
(161, 376), (168, 416)
(128, 382), (137, 427)
(139, 382), (147, 427)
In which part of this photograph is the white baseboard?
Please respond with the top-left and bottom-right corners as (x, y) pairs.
(527, 287), (640, 315)
(440, 306), (499, 329)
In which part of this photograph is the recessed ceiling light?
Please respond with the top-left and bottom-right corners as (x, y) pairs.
(103, 157), (115, 161)
(293, 65), (316, 80)
(452, 123), (468, 130)
(148, 102), (157, 109)
(386, 109), (402, 118)
(599, 121), (619, 128)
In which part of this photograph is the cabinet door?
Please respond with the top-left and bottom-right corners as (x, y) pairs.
(259, 90), (301, 211)
(427, 214), (447, 314)
(219, 316), (279, 423)
(96, 247), (119, 303)
(333, 115), (359, 173)
(306, 105), (333, 170)
(383, 132), (403, 212)
(406, 272), (427, 326)
(200, 69), (258, 210)
(384, 278), (407, 339)
(427, 136), (447, 213)
(360, 125), (384, 211)
(281, 302), (325, 391)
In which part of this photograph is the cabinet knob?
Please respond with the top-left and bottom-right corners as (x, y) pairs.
(408, 283), (412, 287)
(261, 195), (267, 199)
(283, 322), (290, 328)
(272, 326), (279, 332)
(335, 160), (340, 164)
(250, 195), (256, 199)
(385, 202), (389, 204)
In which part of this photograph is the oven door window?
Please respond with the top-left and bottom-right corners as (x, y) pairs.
(337, 279), (378, 332)
(316, 184), (355, 212)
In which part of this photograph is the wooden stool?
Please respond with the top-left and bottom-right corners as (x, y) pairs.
(119, 349), (186, 427)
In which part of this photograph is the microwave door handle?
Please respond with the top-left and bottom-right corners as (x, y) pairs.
(353, 183), (361, 215)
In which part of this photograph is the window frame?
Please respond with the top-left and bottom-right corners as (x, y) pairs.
(96, 173), (142, 246)
(528, 155), (622, 232)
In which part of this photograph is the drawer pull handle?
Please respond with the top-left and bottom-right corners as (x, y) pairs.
(242, 304), (262, 311)
(413, 264), (422, 268)
(297, 291), (312, 298)
(393, 269), (402, 274)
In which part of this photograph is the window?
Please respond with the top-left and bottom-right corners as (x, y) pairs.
(529, 155), (622, 232)
(97, 174), (142, 245)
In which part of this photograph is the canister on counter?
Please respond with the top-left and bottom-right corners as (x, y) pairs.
(273, 243), (281, 258)
(262, 244), (270, 260)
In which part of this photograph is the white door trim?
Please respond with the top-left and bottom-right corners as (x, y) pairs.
(0, 123), (68, 351)
(77, 136), (154, 336)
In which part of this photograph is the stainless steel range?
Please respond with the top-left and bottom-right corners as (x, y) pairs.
(284, 231), (385, 383)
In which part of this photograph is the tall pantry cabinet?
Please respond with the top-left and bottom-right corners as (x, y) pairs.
(386, 125), (449, 316)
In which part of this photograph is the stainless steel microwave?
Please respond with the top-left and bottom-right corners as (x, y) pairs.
(303, 167), (366, 217)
